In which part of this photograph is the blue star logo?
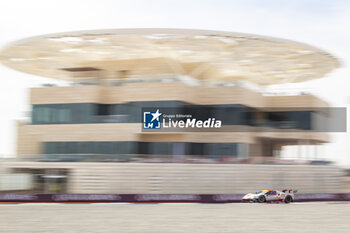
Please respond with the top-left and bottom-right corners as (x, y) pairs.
(143, 109), (162, 129)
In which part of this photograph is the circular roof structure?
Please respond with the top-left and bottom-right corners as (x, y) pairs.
(0, 28), (340, 85)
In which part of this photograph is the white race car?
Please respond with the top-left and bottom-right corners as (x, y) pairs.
(242, 189), (297, 203)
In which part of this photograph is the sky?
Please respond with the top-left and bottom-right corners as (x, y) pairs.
(0, 0), (349, 166)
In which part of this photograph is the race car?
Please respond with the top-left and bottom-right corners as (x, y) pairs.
(242, 189), (297, 203)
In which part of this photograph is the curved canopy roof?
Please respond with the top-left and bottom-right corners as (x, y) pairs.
(0, 28), (340, 85)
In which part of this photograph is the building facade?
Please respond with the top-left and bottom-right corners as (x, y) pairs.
(18, 81), (330, 163)
(0, 29), (343, 193)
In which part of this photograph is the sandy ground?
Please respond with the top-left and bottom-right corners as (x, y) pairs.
(1, 202), (350, 233)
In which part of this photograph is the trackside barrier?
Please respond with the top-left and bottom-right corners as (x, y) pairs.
(0, 193), (349, 203)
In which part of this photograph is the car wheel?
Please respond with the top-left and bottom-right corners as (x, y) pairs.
(257, 195), (266, 203)
(284, 195), (292, 203)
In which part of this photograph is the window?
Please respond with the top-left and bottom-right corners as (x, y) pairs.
(267, 191), (277, 195)
(97, 104), (110, 116)
(190, 143), (205, 155)
(60, 108), (71, 123)
(77, 142), (92, 154)
(32, 102), (315, 130)
(149, 142), (172, 155)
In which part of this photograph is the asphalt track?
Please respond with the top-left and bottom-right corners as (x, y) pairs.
(1, 202), (349, 233)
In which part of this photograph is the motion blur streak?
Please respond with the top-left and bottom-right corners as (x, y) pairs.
(1, 203), (349, 233)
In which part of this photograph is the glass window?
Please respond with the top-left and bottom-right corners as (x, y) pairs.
(137, 142), (149, 154)
(77, 142), (92, 154)
(42, 141), (244, 158)
(50, 107), (59, 123)
(267, 191), (277, 195)
(41, 107), (50, 123)
(32, 102), (315, 129)
(190, 143), (205, 155)
(212, 143), (237, 156)
(32, 106), (40, 124)
(43, 142), (54, 154)
(66, 142), (78, 154)
(111, 142), (136, 154)
(97, 104), (110, 116)
(149, 142), (172, 155)
(58, 108), (71, 123)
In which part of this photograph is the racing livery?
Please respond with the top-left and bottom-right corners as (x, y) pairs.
(242, 189), (297, 203)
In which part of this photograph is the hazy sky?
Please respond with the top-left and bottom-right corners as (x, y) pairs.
(0, 0), (349, 166)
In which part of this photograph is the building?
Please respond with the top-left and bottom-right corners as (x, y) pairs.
(0, 29), (344, 194)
